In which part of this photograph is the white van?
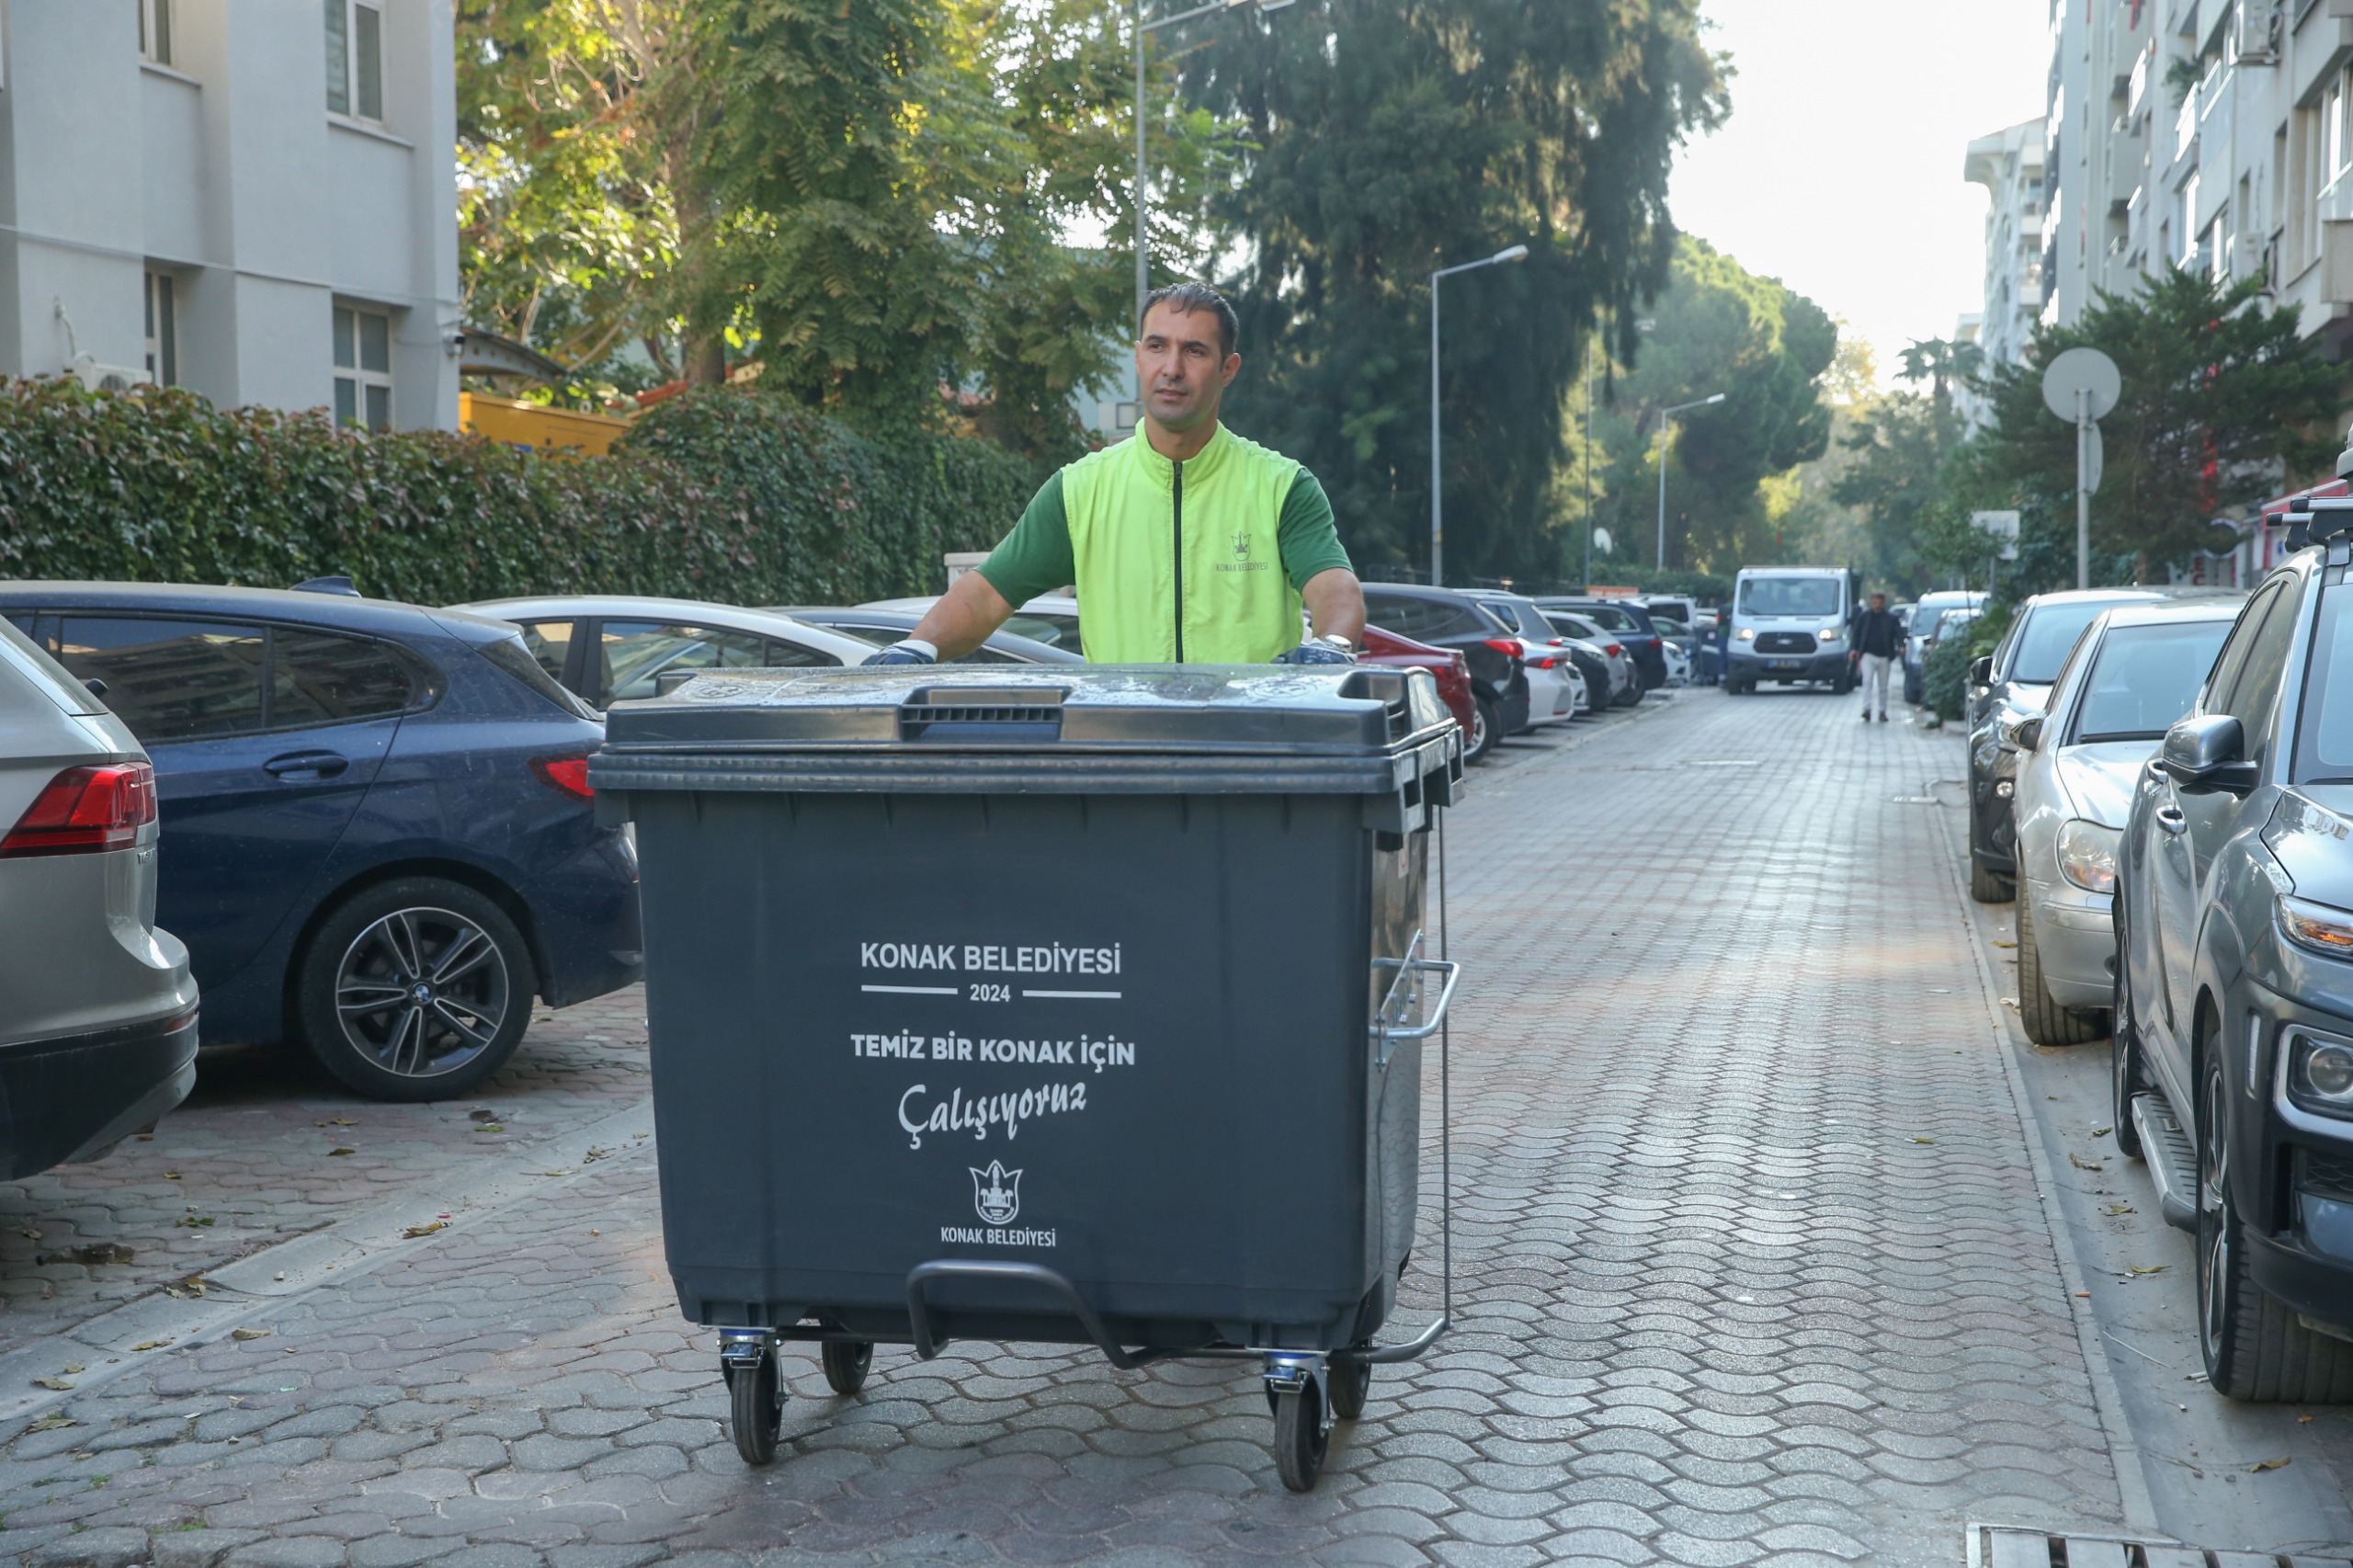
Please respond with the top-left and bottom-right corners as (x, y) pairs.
(1724, 567), (1855, 694)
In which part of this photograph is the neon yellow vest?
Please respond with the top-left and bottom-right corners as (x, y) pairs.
(1062, 424), (1302, 664)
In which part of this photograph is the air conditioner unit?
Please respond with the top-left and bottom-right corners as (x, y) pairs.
(2239, 0), (2279, 63)
(66, 355), (150, 393)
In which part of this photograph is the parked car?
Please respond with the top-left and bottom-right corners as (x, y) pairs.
(0, 619), (199, 1177)
(1724, 566), (1855, 694)
(863, 593), (1084, 657)
(1643, 596), (1701, 643)
(1660, 638), (1691, 686)
(1904, 589), (1984, 705)
(2112, 519), (2353, 1399)
(1459, 591), (1581, 727)
(1540, 608), (1638, 710)
(0, 584), (643, 1101)
(1358, 626), (1484, 764)
(1360, 585), (1530, 744)
(457, 596), (886, 707)
(2006, 600), (2241, 1046)
(1965, 588), (2211, 903)
(1535, 597), (1666, 690)
(762, 607), (1079, 665)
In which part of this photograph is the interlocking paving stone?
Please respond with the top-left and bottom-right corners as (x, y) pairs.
(0, 698), (2137, 1562)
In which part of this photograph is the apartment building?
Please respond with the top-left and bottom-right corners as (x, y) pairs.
(0, 2), (459, 430)
(1962, 118), (2049, 376)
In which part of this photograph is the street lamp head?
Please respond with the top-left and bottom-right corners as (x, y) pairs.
(1492, 244), (1530, 265)
(1701, 392), (1725, 405)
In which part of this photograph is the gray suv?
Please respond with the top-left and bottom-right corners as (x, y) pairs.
(0, 619), (199, 1178)
(2112, 506), (2353, 1399)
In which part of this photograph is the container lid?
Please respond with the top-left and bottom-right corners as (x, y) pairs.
(590, 665), (1460, 797)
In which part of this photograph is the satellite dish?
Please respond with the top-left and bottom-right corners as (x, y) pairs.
(2042, 347), (2120, 422)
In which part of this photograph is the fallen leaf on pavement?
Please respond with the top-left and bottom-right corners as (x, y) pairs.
(582, 1146), (611, 1163)
(313, 1118), (356, 1128)
(38, 1243), (133, 1267)
(1993, 939), (2018, 949)
(472, 1124), (504, 1133)
(2070, 1153), (2105, 1171)
(25, 1415), (74, 1432)
(2101, 1203), (2135, 1216)
(2299, 1415), (2314, 1423)
(29, 1379), (72, 1392)
(2002, 997), (2020, 1010)
(62, 1366), (82, 1374)
(400, 1221), (446, 1239)
(164, 1172), (180, 1180)
(161, 1276), (210, 1299)
(1911, 1137), (1936, 1144)
(231, 1329), (269, 1342)
(2248, 1457), (2291, 1472)
(2128, 1265), (2166, 1276)
(327, 1147), (355, 1157)
(174, 1216), (214, 1228)
(2091, 1126), (2112, 1137)
(17, 1226), (39, 1240)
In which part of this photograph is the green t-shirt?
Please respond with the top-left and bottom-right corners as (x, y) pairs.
(978, 464), (1351, 609)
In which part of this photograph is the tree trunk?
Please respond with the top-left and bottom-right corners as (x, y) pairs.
(684, 335), (727, 386)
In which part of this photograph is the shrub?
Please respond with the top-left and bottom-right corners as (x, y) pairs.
(0, 378), (1040, 606)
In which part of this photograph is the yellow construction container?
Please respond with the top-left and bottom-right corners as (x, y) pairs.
(459, 392), (634, 457)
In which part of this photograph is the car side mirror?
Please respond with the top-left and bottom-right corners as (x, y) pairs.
(2003, 713), (2043, 753)
(2162, 714), (2259, 795)
(1969, 655), (1993, 687)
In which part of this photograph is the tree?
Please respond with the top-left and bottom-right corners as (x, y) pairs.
(1178, 0), (1727, 583)
(1977, 266), (2339, 577)
(458, 0), (1233, 448)
(1582, 238), (1835, 576)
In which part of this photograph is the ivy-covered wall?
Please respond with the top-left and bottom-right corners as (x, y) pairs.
(0, 379), (1040, 607)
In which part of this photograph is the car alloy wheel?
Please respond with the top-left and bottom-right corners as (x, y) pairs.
(2197, 1061), (2234, 1375)
(335, 906), (513, 1079)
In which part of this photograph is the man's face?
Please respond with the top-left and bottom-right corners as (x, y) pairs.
(1136, 304), (1240, 435)
(1870, 595), (1887, 611)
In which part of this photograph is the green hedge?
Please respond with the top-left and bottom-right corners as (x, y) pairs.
(0, 378), (1040, 607)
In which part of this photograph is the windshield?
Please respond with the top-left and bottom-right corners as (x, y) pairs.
(1477, 598), (1550, 637)
(2297, 586), (2353, 781)
(2013, 598), (2136, 684)
(1004, 612), (1082, 654)
(2073, 620), (2234, 743)
(1544, 614), (1597, 641)
(1737, 576), (1841, 618)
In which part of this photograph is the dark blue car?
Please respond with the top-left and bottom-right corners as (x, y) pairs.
(0, 584), (642, 1101)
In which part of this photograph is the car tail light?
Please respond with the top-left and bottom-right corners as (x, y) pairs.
(0, 761), (157, 858)
(1482, 638), (1523, 658)
(1529, 654), (1557, 669)
(531, 756), (595, 799)
(1604, 643), (1623, 657)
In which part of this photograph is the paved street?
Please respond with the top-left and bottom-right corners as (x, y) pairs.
(1, 689), (2347, 1566)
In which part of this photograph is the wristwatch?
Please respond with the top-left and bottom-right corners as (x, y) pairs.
(1309, 633), (1356, 655)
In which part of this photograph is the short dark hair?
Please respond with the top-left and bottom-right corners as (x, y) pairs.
(1140, 282), (1238, 358)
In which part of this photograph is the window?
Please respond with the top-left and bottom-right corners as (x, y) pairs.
(2070, 620), (2235, 744)
(517, 621), (577, 687)
(324, 0), (382, 120)
(333, 305), (392, 429)
(143, 272), (177, 388)
(139, 0), (174, 67)
(1002, 611), (1084, 653)
(53, 619), (268, 744)
(597, 621), (835, 705)
(477, 637), (599, 722)
(2010, 597), (2131, 684)
(269, 630), (425, 725)
(2200, 580), (2283, 718)
(2296, 586), (2353, 780)
(1735, 576), (1843, 618)
(2218, 582), (2302, 767)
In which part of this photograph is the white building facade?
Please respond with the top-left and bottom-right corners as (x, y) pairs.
(0, 1), (459, 430)
(1983, 0), (2353, 583)
(1962, 119), (2048, 380)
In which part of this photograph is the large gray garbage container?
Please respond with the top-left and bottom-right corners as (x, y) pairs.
(590, 664), (1461, 1490)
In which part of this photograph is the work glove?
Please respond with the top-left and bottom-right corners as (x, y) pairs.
(868, 639), (938, 667)
(1273, 635), (1358, 666)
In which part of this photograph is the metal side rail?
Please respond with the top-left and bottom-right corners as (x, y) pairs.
(2128, 1092), (2199, 1233)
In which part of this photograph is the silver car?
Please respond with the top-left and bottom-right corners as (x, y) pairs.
(2008, 600), (2242, 1045)
(454, 596), (887, 708)
(0, 619), (199, 1178)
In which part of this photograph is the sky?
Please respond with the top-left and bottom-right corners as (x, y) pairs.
(1669, 0), (2051, 383)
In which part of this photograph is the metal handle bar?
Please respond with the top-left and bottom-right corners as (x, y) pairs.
(904, 1259), (1177, 1371)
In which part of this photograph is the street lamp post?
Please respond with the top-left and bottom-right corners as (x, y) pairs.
(1133, 0), (1292, 324)
(1427, 244), (1529, 587)
(1654, 392), (1724, 571)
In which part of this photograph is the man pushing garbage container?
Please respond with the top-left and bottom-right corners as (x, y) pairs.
(875, 282), (1368, 668)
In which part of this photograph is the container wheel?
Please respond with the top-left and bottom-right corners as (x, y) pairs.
(1272, 1384), (1328, 1492)
(821, 1340), (872, 1397)
(1328, 1358), (1370, 1420)
(729, 1347), (783, 1465)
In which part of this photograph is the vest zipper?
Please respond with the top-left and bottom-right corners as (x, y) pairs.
(1171, 460), (1185, 663)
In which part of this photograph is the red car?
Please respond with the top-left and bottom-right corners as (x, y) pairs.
(1360, 625), (1486, 764)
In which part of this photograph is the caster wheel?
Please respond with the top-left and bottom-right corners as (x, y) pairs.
(1272, 1382), (1328, 1493)
(822, 1340), (872, 1397)
(1327, 1358), (1369, 1420)
(729, 1347), (784, 1465)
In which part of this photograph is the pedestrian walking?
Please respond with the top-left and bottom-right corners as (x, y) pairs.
(1849, 591), (1903, 722)
(877, 282), (1365, 667)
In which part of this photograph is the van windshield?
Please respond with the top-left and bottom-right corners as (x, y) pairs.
(1737, 577), (1842, 618)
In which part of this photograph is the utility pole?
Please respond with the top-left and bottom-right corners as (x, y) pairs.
(1427, 244), (1529, 586)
